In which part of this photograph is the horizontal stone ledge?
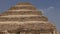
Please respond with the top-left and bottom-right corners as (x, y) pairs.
(15, 5), (33, 7)
(0, 21), (49, 24)
(7, 9), (41, 11)
(0, 15), (41, 17)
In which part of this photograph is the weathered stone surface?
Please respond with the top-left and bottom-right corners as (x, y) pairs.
(0, 2), (57, 34)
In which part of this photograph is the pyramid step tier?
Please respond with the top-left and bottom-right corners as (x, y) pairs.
(0, 23), (55, 32)
(0, 16), (48, 21)
(1, 11), (42, 16)
(9, 6), (36, 10)
(16, 2), (32, 5)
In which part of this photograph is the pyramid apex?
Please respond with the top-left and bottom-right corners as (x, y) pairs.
(17, 2), (32, 5)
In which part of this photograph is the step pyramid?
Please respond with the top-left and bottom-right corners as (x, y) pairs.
(0, 2), (57, 34)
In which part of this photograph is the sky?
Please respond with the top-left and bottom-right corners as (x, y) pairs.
(0, 0), (60, 32)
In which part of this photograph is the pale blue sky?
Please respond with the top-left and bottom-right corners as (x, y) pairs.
(0, 0), (60, 32)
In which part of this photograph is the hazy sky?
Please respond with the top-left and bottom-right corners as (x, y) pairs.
(0, 0), (60, 32)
